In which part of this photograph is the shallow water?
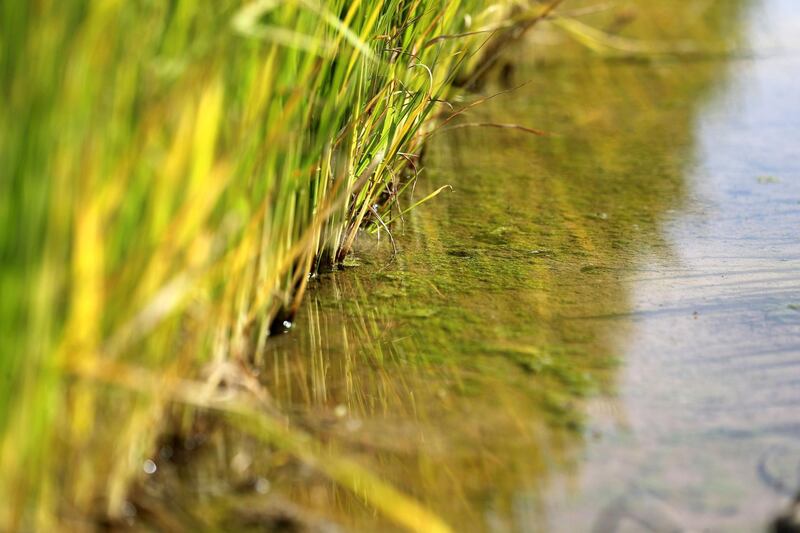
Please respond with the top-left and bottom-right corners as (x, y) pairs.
(151, 1), (800, 531)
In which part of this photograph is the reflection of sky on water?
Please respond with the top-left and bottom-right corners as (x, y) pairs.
(553, 1), (800, 530)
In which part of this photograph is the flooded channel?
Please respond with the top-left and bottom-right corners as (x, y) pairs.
(147, 1), (800, 531)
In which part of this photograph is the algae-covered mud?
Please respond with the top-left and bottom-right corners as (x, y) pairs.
(142, 1), (800, 530)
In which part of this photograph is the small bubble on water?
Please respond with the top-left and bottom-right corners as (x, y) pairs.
(345, 419), (362, 432)
(255, 477), (271, 494)
(143, 459), (157, 475)
(231, 451), (252, 473)
(121, 501), (137, 519)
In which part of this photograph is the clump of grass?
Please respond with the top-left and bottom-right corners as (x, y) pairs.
(0, 0), (536, 529)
